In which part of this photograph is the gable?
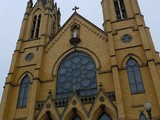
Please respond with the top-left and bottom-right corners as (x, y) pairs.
(42, 13), (111, 81)
(45, 12), (107, 52)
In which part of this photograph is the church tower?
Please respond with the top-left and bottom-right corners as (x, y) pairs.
(0, 0), (160, 120)
(101, 0), (160, 119)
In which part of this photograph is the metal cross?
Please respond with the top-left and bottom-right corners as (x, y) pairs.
(99, 82), (103, 88)
(72, 6), (79, 12)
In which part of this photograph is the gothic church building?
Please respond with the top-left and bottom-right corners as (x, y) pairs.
(0, 0), (160, 119)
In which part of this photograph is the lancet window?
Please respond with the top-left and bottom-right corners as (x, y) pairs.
(139, 113), (147, 120)
(31, 14), (41, 39)
(127, 58), (145, 94)
(17, 75), (30, 108)
(98, 113), (111, 120)
(114, 0), (127, 20)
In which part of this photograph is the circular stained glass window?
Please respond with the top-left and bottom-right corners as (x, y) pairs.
(91, 82), (97, 89)
(56, 52), (98, 99)
(25, 53), (34, 61)
(64, 60), (71, 67)
(73, 82), (81, 89)
(57, 87), (63, 93)
(121, 34), (133, 43)
(64, 81), (72, 89)
(59, 68), (66, 74)
(59, 76), (66, 83)
(81, 79), (90, 87)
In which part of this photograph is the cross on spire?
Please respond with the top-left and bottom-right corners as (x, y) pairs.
(72, 6), (79, 12)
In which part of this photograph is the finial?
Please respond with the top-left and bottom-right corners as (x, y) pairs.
(72, 6), (79, 12)
(27, 0), (33, 8)
(48, 89), (52, 96)
(99, 82), (103, 91)
(72, 85), (79, 95)
(73, 85), (77, 94)
(58, 8), (61, 14)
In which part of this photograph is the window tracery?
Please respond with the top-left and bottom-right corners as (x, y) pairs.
(127, 58), (145, 94)
(139, 113), (147, 120)
(56, 52), (98, 100)
(72, 116), (81, 120)
(31, 14), (41, 39)
(114, 0), (127, 20)
(98, 113), (111, 120)
(17, 75), (30, 108)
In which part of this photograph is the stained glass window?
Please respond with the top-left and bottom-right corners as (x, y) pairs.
(72, 116), (81, 120)
(139, 113), (147, 120)
(56, 52), (98, 99)
(17, 75), (30, 108)
(99, 113), (111, 120)
(127, 58), (145, 94)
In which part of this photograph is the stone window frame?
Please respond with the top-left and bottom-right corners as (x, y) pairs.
(113, 0), (127, 20)
(126, 58), (145, 94)
(17, 75), (30, 108)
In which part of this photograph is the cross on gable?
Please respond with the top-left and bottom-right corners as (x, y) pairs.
(72, 6), (79, 12)
(99, 82), (103, 88)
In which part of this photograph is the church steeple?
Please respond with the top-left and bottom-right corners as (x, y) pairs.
(101, 0), (158, 59)
(101, 1), (160, 119)
(101, 0), (143, 32)
(27, 0), (33, 8)
(19, 0), (61, 43)
(25, 0), (33, 15)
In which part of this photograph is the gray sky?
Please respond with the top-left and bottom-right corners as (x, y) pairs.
(0, 0), (160, 100)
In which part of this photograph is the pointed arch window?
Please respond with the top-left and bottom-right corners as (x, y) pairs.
(72, 116), (81, 120)
(139, 113), (147, 120)
(40, 111), (54, 120)
(31, 14), (41, 39)
(99, 113), (111, 120)
(127, 58), (145, 94)
(35, 14), (41, 38)
(114, 0), (127, 20)
(56, 52), (98, 100)
(17, 75), (30, 108)
(31, 15), (37, 39)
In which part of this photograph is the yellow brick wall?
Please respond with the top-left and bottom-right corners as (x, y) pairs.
(1, 0), (160, 119)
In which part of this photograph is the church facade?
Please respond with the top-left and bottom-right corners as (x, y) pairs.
(0, 0), (160, 119)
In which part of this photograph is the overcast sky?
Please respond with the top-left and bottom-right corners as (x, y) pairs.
(0, 0), (160, 100)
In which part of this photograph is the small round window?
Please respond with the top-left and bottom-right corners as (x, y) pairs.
(25, 53), (34, 61)
(121, 34), (133, 43)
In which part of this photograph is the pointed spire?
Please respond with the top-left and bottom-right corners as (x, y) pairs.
(54, 2), (57, 10)
(58, 8), (60, 14)
(27, 0), (33, 8)
(46, 0), (54, 9)
(25, 0), (33, 15)
(46, 0), (52, 2)
(46, 0), (52, 4)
